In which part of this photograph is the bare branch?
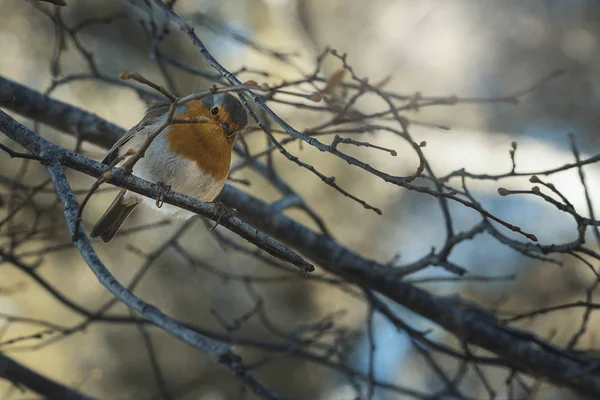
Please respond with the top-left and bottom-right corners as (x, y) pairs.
(0, 353), (94, 400)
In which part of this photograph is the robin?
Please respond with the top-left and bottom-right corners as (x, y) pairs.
(90, 93), (248, 243)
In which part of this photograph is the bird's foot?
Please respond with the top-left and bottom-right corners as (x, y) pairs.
(210, 201), (235, 231)
(155, 182), (172, 208)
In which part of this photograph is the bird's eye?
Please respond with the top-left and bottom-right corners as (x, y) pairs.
(210, 106), (219, 115)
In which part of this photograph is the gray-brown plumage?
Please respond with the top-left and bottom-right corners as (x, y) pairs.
(89, 103), (166, 243)
(90, 189), (140, 243)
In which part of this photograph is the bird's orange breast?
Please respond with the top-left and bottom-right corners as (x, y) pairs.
(166, 104), (233, 181)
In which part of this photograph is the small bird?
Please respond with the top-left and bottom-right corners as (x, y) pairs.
(90, 93), (248, 243)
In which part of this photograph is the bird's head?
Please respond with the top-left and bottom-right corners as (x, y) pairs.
(198, 92), (248, 141)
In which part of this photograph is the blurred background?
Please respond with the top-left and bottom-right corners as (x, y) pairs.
(1, 0), (600, 399)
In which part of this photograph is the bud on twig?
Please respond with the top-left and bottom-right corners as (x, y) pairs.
(323, 68), (346, 94)
(309, 93), (322, 103)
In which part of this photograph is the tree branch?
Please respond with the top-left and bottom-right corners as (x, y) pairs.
(0, 76), (122, 149)
(0, 353), (95, 400)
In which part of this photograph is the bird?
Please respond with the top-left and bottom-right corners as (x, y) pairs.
(90, 92), (248, 243)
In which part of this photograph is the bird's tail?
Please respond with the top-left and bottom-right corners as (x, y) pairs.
(90, 189), (140, 243)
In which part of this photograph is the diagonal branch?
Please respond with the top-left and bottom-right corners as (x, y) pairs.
(0, 353), (95, 400)
(0, 111), (312, 273)
(0, 76), (122, 149)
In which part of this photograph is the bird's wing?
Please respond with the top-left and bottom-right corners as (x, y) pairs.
(101, 102), (171, 165)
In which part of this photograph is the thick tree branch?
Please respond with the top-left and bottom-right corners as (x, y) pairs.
(0, 76), (121, 149)
(0, 353), (95, 400)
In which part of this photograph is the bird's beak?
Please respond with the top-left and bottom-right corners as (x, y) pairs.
(220, 122), (230, 134)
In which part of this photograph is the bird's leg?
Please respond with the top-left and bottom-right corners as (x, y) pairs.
(155, 182), (172, 208)
(210, 201), (235, 231)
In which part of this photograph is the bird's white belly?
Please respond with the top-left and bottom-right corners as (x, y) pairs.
(131, 139), (227, 218)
